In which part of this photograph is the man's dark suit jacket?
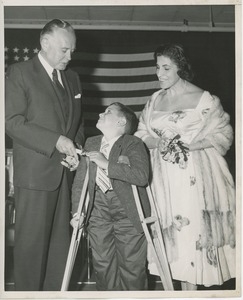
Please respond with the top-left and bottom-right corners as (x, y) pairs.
(5, 55), (84, 191)
(72, 134), (151, 233)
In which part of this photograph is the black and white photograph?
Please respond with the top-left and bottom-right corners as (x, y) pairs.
(1, 0), (242, 299)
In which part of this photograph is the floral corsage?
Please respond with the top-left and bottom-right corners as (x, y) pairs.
(153, 128), (189, 169)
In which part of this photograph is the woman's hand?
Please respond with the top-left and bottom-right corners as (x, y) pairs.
(158, 137), (170, 153)
(188, 139), (212, 151)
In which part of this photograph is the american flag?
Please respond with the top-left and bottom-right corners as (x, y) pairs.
(5, 46), (39, 67)
(71, 50), (160, 137)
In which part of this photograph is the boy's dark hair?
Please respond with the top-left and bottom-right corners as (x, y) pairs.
(154, 43), (194, 82)
(111, 102), (138, 135)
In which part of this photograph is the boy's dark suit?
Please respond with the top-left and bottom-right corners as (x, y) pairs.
(5, 55), (84, 290)
(72, 134), (151, 290)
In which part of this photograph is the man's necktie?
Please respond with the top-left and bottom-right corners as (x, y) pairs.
(52, 69), (65, 93)
(52, 69), (68, 120)
(96, 142), (112, 193)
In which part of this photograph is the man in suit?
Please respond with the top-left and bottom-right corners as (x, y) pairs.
(71, 102), (151, 290)
(5, 19), (84, 291)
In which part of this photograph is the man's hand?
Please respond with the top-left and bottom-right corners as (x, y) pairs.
(56, 135), (78, 161)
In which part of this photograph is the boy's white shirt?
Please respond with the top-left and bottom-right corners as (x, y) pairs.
(100, 135), (122, 158)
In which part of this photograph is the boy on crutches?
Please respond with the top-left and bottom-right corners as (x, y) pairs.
(70, 102), (151, 291)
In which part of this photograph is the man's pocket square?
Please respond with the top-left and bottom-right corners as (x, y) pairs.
(74, 93), (81, 99)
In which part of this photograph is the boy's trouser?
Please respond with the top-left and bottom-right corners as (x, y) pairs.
(87, 188), (147, 291)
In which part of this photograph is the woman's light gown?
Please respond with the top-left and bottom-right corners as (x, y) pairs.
(136, 90), (235, 286)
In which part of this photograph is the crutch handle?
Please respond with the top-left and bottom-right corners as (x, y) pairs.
(143, 216), (157, 224)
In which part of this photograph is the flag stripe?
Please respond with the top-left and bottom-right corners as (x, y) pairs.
(82, 81), (159, 91)
(82, 96), (150, 106)
(83, 104), (145, 113)
(73, 52), (154, 62)
(72, 66), (156, 76)
(79, 74), (157, 83)
(83, 89), (157, 98)
(71, 59), (154, 68)
(84, 110), (142, 121)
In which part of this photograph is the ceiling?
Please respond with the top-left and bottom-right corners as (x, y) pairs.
(4, 5), (235, 32)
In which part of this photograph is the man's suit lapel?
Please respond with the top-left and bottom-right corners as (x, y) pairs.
(33, 56), (66, 132)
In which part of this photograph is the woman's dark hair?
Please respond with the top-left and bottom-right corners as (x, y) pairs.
(154, 43), (194, 82)
(40, 19), (74, 39)
(111, 102), (138, 135)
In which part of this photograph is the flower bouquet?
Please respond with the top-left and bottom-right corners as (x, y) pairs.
(153, 128), (189, 169)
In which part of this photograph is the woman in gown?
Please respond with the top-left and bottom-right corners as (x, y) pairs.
(135, 43), (235, 290)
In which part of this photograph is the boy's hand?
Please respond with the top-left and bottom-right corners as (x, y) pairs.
(61, 155), (79, 171)
(88, 151), (109, 170)
(70, 213), (85, 229)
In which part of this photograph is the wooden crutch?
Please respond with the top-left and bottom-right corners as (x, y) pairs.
(132, 185), (174, 291)
(61, 160), (90, 291)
